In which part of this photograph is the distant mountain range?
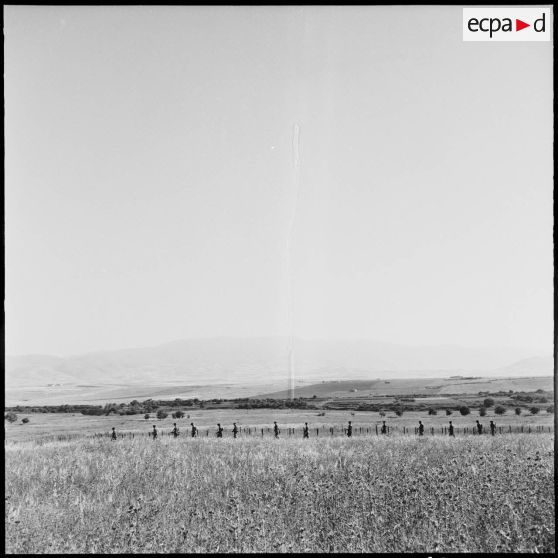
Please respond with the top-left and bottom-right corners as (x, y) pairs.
(4, 337), (553, 388)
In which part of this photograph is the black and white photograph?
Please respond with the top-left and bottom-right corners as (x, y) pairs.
(4, 5), (554, 554)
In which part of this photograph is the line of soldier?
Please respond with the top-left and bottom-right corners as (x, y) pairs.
(111, 418), (498, 440)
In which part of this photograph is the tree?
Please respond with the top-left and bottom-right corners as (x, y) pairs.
(483, 398), (495, 408)
(479, 407), (487, 417)
(4, 412), (17, 423)
(156, 410), (168, 420)
(459, 406), (471, 416)
(22, 417), (30, 424)
(494, 405), (506, 415)
(514, 407), (522, 416)
(529, 406), (540, 415)
(445, 409), (453, 416)
(144, 413), (150, 420)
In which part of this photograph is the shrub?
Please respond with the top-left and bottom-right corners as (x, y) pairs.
(529, 407), (540, 415)
(483, 398), (495, 408)
(144, 413), (150, 420)
(379, 411), (386, 417)
(459, 406), (471, 416)
(4, 412), (17, 423)
(156, 410), (168, 420)
(174, 410), (185, 419)
(428, 408), (437, 416)
(395, 408), (403, 417)
(21, 417), (30, 424)
(494, 405), (506, 415)
(547, 405), (554, 414)
(514, 407), (522, 416)
(479, 407), (487, 417)
(445, 409), (453, 416)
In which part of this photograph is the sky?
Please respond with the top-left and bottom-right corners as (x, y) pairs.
(4, 6), (554, 357)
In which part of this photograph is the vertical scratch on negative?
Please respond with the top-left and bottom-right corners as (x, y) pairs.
(286, 122), (301, 400)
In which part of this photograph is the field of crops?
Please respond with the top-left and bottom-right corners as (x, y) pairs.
(5, 433), (554, 553)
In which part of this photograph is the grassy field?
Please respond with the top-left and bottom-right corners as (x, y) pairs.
(5, 433), (554, 553)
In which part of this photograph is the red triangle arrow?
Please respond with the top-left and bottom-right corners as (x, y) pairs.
(516, 19), (530, 31)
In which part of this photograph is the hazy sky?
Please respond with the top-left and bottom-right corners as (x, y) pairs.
(4, 6), (553, 356)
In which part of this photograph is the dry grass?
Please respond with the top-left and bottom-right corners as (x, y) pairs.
(5, 433), (554, 553)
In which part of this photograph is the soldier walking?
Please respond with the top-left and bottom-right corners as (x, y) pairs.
(152, 425), (158, 440)
(448, 421), (455, 437)
(476, 420), (483, 435)
(273, 421), (280, 439)
(347, 421), (352, 437)
(381, 421), (387, 435)
(418, 421), (424, 436)
(111, 427), (117, 441)
(232, 423), (239, 439)
(490, 420), (496, 436)
(190, 422), (197, 438)
(303, 422), (309, 439)
(216, 423), (223, 438)
(172, 422), (180, 438)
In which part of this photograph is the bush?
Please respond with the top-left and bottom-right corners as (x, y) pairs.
(428, 408), (437, 416)
(379, 411), (386, 417)
(144, 414), (150, 420)
(395, 408), (403, 417)
(175, 410), (185, 419)
(156, 410), (168, 420)
(479, 407), (487, 417)
(21, 417), (30, 424)
(445, 409), (453, 416)
(547, 405), (554, 414)
(483, 398), (495, 408)
(459, 406), (471, 416)
(4, 412), (17, 423)
(514, 407), (522, 416)
(494, 405), (506, 415)
(529, 407), (540, 415)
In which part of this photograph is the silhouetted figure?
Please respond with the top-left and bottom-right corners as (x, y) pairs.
(490, 421), (496, 436)
(172, 423), (179, 438)
(381, 421), (387, 435)
(152, 425), (158, 440)
(418, 421), (424, 436)
(347, 421), (352, 437)
(303, 423), (309, 439)
(216, 423), (223, 438)
(449, 421), (455, 437)
(111, 427), (117, 441)
(232, 423), (238, 439)
(273, 421), (280, 439)
(476, 420), (483, 435)
(190, 423), (197, 438)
